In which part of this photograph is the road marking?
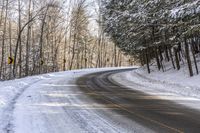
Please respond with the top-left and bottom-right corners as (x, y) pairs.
(80, 79), (184, 133)
(42, 84), (88, 87)
(99, 97), (183, 133)
(31, 102), (126, 110)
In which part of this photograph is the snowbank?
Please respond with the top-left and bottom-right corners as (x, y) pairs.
(111, 64), (200, 111)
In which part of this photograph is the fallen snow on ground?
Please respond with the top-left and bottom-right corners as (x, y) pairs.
(0, 67), (150, 133)
(0, 68), (112, 133)
(0, 76), (43, 133)
(111, 65), (200, 110)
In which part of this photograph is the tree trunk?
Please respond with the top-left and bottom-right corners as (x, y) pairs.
(169, 46), (176, 69)
(39, 6), (49, 74)
(174, 47), (180, 70)
(154, 47), (161, 70)
(165, 45), (170, 61)
(184, 37), (193, 77)
(63, 36), (67, 71)
(18, 0), (22, 78)
(25, 0), (32, 76)
(0, 0), (8, 80)
(145, 49), (150, 74)
(191, 39), (199, 74)
(9, 21), (12, 79)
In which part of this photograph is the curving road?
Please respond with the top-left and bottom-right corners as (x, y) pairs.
(77, 69), (200, 133)
(8, 68), (200, 133)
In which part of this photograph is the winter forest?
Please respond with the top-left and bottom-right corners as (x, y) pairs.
(102, 0), (200, 77)
(0, 0), (133, 80)
(1, 0), (200, 80)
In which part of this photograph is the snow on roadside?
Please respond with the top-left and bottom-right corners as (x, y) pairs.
(111, 65), (200, 110)
(0, 75), (48, 133)
(0, 67), (133, 133)
(132, 66), (200, 99)
(0, 67), (125, 109)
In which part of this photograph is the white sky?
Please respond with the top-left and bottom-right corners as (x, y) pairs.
(62, 0), (99, 35)
(86, 0), (99, 36)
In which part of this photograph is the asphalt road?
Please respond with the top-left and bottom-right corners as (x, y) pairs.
(77, 69), (200, 133)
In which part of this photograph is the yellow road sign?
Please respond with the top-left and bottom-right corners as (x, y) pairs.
(8, 57), (14, 64)
(41, 60), (44, 65)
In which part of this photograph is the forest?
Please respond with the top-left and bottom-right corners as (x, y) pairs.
(2, 0), (199, 80)
(0, 0), (132, 80)
(102, 0), (200, 76)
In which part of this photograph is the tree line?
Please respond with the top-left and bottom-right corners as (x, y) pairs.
(101, 0), (200, 76)
(0, 0), (132, 80)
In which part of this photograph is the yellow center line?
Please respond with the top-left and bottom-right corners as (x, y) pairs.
(81, 80), (184, 133)
(103, 98), (183, 133)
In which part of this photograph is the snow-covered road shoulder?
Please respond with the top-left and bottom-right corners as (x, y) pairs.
(0, 76), (44, 133)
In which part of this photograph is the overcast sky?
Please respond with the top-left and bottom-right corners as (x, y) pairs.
(86, 0), (99, 36)
(63, 0), (99, 35)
